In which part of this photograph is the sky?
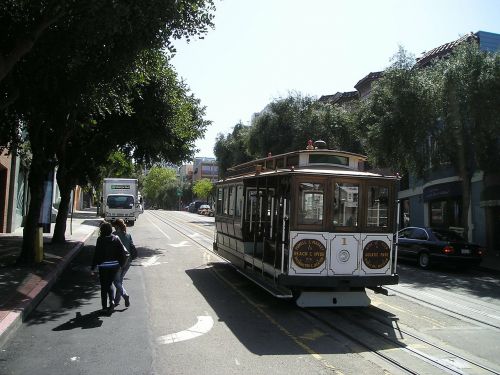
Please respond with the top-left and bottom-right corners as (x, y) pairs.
(171, 0), (500, 159)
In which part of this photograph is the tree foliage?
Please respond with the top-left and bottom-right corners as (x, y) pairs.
(358, 49), (439, 176)
(214, 93), (361, 176)
(192, 178), (213, 202)
(0, 1), (215, 263)
(214, 122), (252, 177)
(358, 42), (500, 239)
(142, 167), (178, 209)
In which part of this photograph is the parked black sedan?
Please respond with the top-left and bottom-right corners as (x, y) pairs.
(396, 227), (485, 269)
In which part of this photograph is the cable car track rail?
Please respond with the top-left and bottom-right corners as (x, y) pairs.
(352, 308), (500, 375)
(146, 210), (293, 298)
(384, 286), (500, 331)
(303, 308), (500, 375)
(144, 210), (500, 375)
(147, 211), (500, 327)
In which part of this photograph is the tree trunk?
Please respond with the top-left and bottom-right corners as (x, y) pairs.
(17, 165), (46, 265)
(52, 179), (72, 243)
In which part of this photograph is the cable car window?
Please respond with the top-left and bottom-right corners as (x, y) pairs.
(223, 187), (229, 215)
(216, 188), (223, 214)
(309, 154), (348, 166)
(276, 158), (284, 168)
(298, 182), (324, 225)
(229, 186), (235, 216)
(245, 190), (258, 224)
(333, 182), (359, 227)
(367, 186), (389, 227)
(235, 185), (243, 217)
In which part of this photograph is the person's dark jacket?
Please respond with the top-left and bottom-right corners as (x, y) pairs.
(91, 234), (129, 270)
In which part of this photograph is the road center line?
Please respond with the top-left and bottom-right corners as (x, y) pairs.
(145, 214), (171, 240)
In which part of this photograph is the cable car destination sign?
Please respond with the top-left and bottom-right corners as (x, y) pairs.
(292, 239), (327, 269)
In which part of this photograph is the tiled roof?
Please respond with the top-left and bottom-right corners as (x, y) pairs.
(416, 32), (478, 67)
(354, 71), (384, 90)
(319, 91), (358, 105)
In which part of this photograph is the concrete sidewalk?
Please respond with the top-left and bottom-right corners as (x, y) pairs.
(0, 208), (101, 348)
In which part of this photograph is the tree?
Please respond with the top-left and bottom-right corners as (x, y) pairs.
(51, 52), (209, 243)
(357, 47), (438, 176)
(430, 42), (500, 239)
(214, 93), (362, 177)
(214, 122), (252, 177)
(142, 167), (178, 209)
(359, 43), (499, 240)
(246, 92), (361, 158)
(192, 178), (214, 203)
(0, 1), (215, 264)
(0, 1), (69, 87)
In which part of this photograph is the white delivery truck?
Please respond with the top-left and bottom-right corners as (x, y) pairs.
(101, 178), (142, 226)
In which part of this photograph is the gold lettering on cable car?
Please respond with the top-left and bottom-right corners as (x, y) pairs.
(292, 239), (326, 269)
(362, 240), (390, 269)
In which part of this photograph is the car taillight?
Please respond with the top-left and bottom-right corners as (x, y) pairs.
(477, 248), (486, 256)
(442, 245), (454, 254)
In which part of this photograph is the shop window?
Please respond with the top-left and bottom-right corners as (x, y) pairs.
(430, 198), (462, 228)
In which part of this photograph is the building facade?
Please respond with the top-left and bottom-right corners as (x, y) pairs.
(192, 157), (218, 183)
(320, 30), (500, 255)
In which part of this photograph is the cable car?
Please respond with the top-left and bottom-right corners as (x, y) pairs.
(213, 140), (399, 307)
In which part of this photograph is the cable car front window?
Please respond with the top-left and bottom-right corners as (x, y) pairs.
(298, 182), (324, 225)
(367, 186), (389, 227)
(333, 182), (359, 227)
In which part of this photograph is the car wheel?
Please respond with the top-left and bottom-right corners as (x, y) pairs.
(418, 252), (430, 269)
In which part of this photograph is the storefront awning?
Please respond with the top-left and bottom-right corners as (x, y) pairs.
(423, 181), (462, 202)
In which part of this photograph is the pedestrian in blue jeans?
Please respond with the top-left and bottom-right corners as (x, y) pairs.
(112, 219), (136, 307)
(91, 222), (129, 314)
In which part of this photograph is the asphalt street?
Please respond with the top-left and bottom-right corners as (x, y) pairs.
(2, 211), (500, 375)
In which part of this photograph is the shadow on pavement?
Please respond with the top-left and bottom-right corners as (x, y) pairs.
(186, 262), (402, 356)
(25, 245), (101, 326)
(52, 311), (103, 330)
(397, 260), (500, 300)
(26, 244), (161, 326)
(80, 219), (103, 227)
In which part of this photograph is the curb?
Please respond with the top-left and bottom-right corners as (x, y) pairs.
(0, 228), (98, 348)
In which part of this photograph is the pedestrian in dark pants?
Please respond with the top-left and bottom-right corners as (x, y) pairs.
(112, 219), (136, 307)
(91, 222), (129, 314)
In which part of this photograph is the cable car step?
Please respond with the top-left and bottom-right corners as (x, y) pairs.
(236, 269), (293, 299)
(296, 290), (371, 308)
